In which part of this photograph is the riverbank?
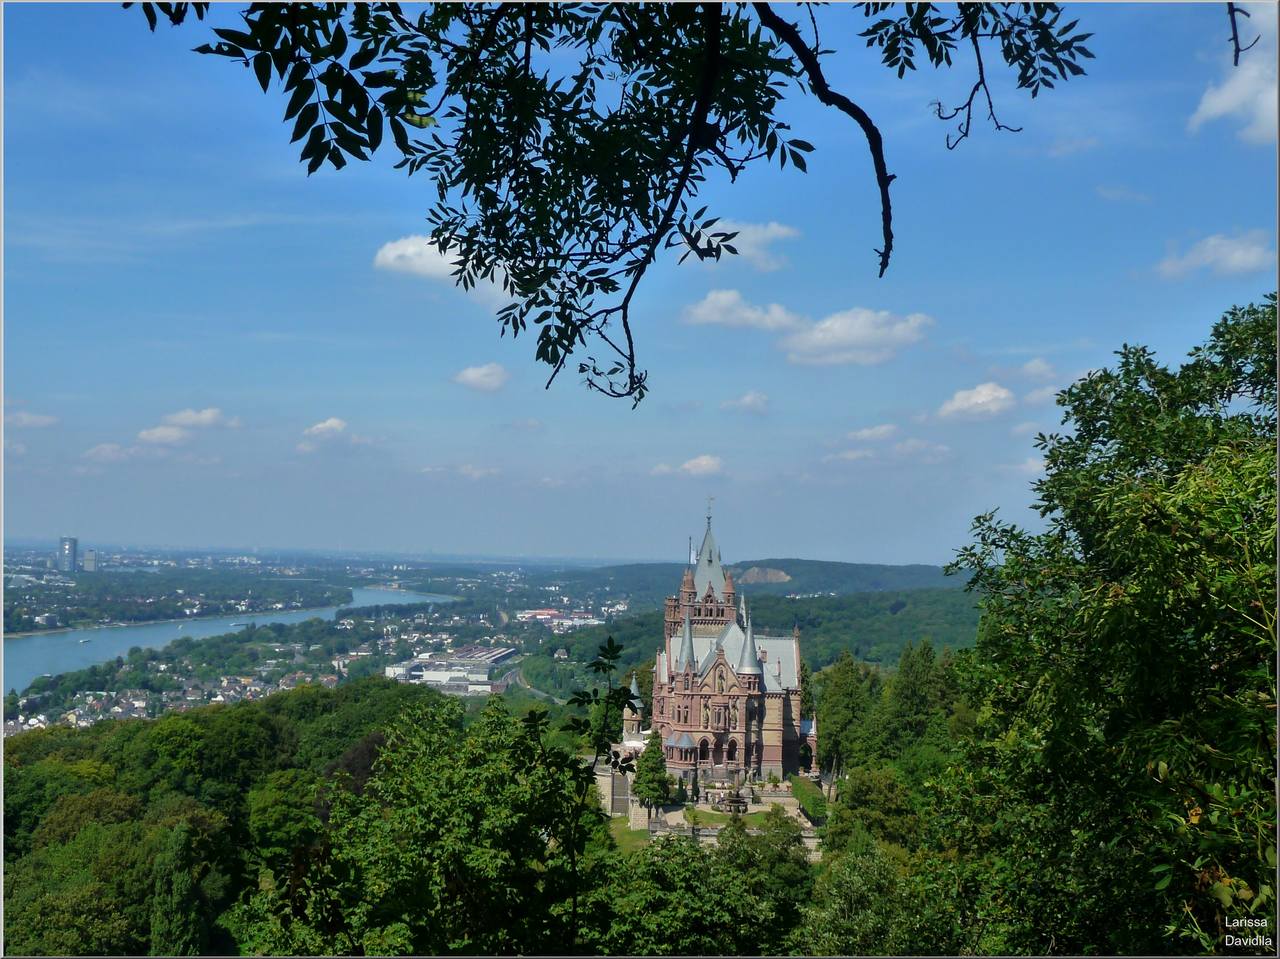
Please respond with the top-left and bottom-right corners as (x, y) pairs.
(5, 586), (455, 696)
(5, 607), (335, 639)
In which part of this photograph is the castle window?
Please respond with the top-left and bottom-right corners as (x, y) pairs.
(727, 740), (738, 763)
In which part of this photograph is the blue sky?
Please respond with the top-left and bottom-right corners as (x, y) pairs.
(4, 3), (1276, 564)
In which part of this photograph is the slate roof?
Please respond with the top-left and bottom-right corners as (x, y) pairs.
(689, 619), (797, 693)
(692, 519), (727, 601)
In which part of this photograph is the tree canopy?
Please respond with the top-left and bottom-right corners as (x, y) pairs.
(131, 1), (1098, 403)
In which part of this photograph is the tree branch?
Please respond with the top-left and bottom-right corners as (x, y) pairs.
(1226, 2), (1260, 67)
(934, 33), (1023, 151)
(753, 1), (895, 277)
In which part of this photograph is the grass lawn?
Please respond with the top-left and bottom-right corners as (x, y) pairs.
(683, 804), (781, 828)
(609, 817), (650, 853)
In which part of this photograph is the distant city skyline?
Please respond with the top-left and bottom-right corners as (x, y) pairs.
(4, 4), (1276, 565)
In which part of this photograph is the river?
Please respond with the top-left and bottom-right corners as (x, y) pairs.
(3, 586), (454, 695)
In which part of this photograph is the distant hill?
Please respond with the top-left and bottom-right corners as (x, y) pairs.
(540, 558), (964, 610)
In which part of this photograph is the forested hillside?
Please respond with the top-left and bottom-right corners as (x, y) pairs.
(539, 559), (962, 610)
(523, 587), (980, 699)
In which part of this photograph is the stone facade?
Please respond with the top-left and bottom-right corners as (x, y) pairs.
(636, 513), (817, 783)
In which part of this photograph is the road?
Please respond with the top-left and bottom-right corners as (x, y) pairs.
(498, 663), (567, 705)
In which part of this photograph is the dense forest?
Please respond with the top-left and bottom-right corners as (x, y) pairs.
(4, 298), (1275, 955)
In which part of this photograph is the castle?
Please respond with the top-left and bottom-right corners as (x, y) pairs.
(622, 510), (816, 783)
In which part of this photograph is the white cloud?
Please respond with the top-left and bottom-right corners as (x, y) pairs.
(823, 449), (875, 463)
(1023, 385), (1061, 405)
(137, 424), (190, 445)
(847, 423), (897, 441)
(163, 407), (239, 428)
(373, 235), (458, 281)
(1019, 358), (1055, 380)
(685, 289), (802, 331)
(721, 391), (769, 415)
(1011, 421), (1042, 436)
(4, 411), (58, 428)
(304, 417), (348, 437)
(83, 442), (131, 463)
(6, 439), (28, 457)
(373, 235), (509, 306)
(1188, 10), (1278, 145)
(938, 382), (1015, 418)
(454, 363), (510, 392)
(714, 220), (800, 271)
(653, 454), (724, 477)
(1157, 230), (1276, 278)
(781, 308), (932, 366)
(458, 464), (500, 480)
(685, 291), (932, 367)
(892, 439), (952, 464)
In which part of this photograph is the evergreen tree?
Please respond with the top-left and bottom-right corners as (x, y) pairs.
(631, 729), (669, 813)
(149, 824), (203, 956)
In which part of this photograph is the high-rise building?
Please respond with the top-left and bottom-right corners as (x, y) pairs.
(82, 548), (98, 572)
(58, 536), (78, 573)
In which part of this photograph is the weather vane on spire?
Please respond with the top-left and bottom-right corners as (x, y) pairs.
(706, 495), (714, 529)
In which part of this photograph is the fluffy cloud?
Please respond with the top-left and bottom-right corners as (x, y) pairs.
(83, 442), (131, 463)
(137, 424), (190, 445)
(298, 417), (359, 453)
(303, 417), (348, 437)
(1157, 230), (1276, 278)
(714, 220), (800, 272)
(454, 363), (510, 392)
(780, 308), (933, 366)
(685, 289), (802, 331)
(373, 235), (509, 306)
(1188, 12), (1278, 145)
(162, 407), (239, 428)
(721, 391), (769, 414)
(1008, 456), (1046, 476)
(653, 454), (724, 477)
(4, 410), (58, 428)
(848, 423), (896, 441)
(373, 235), (458, 280)
(938, 382), (1015, 418)
(685, 291), (932, 367)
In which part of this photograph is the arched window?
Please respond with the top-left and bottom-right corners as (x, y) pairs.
(699, 739), (709, 762)
(727, 740), (738, 763)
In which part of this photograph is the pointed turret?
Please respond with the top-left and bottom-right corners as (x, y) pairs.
(675, 613), (696, 672)
(693, 513), (727, 601)
(627, 672), (644, 716)
(736, 609), (763, 675)
(723, 568), (736, 604)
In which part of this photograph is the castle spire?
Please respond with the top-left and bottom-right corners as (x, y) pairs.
(628, 672), (644, 716)
(675, 613), (696, 672)
(736, 606), (763, 675)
